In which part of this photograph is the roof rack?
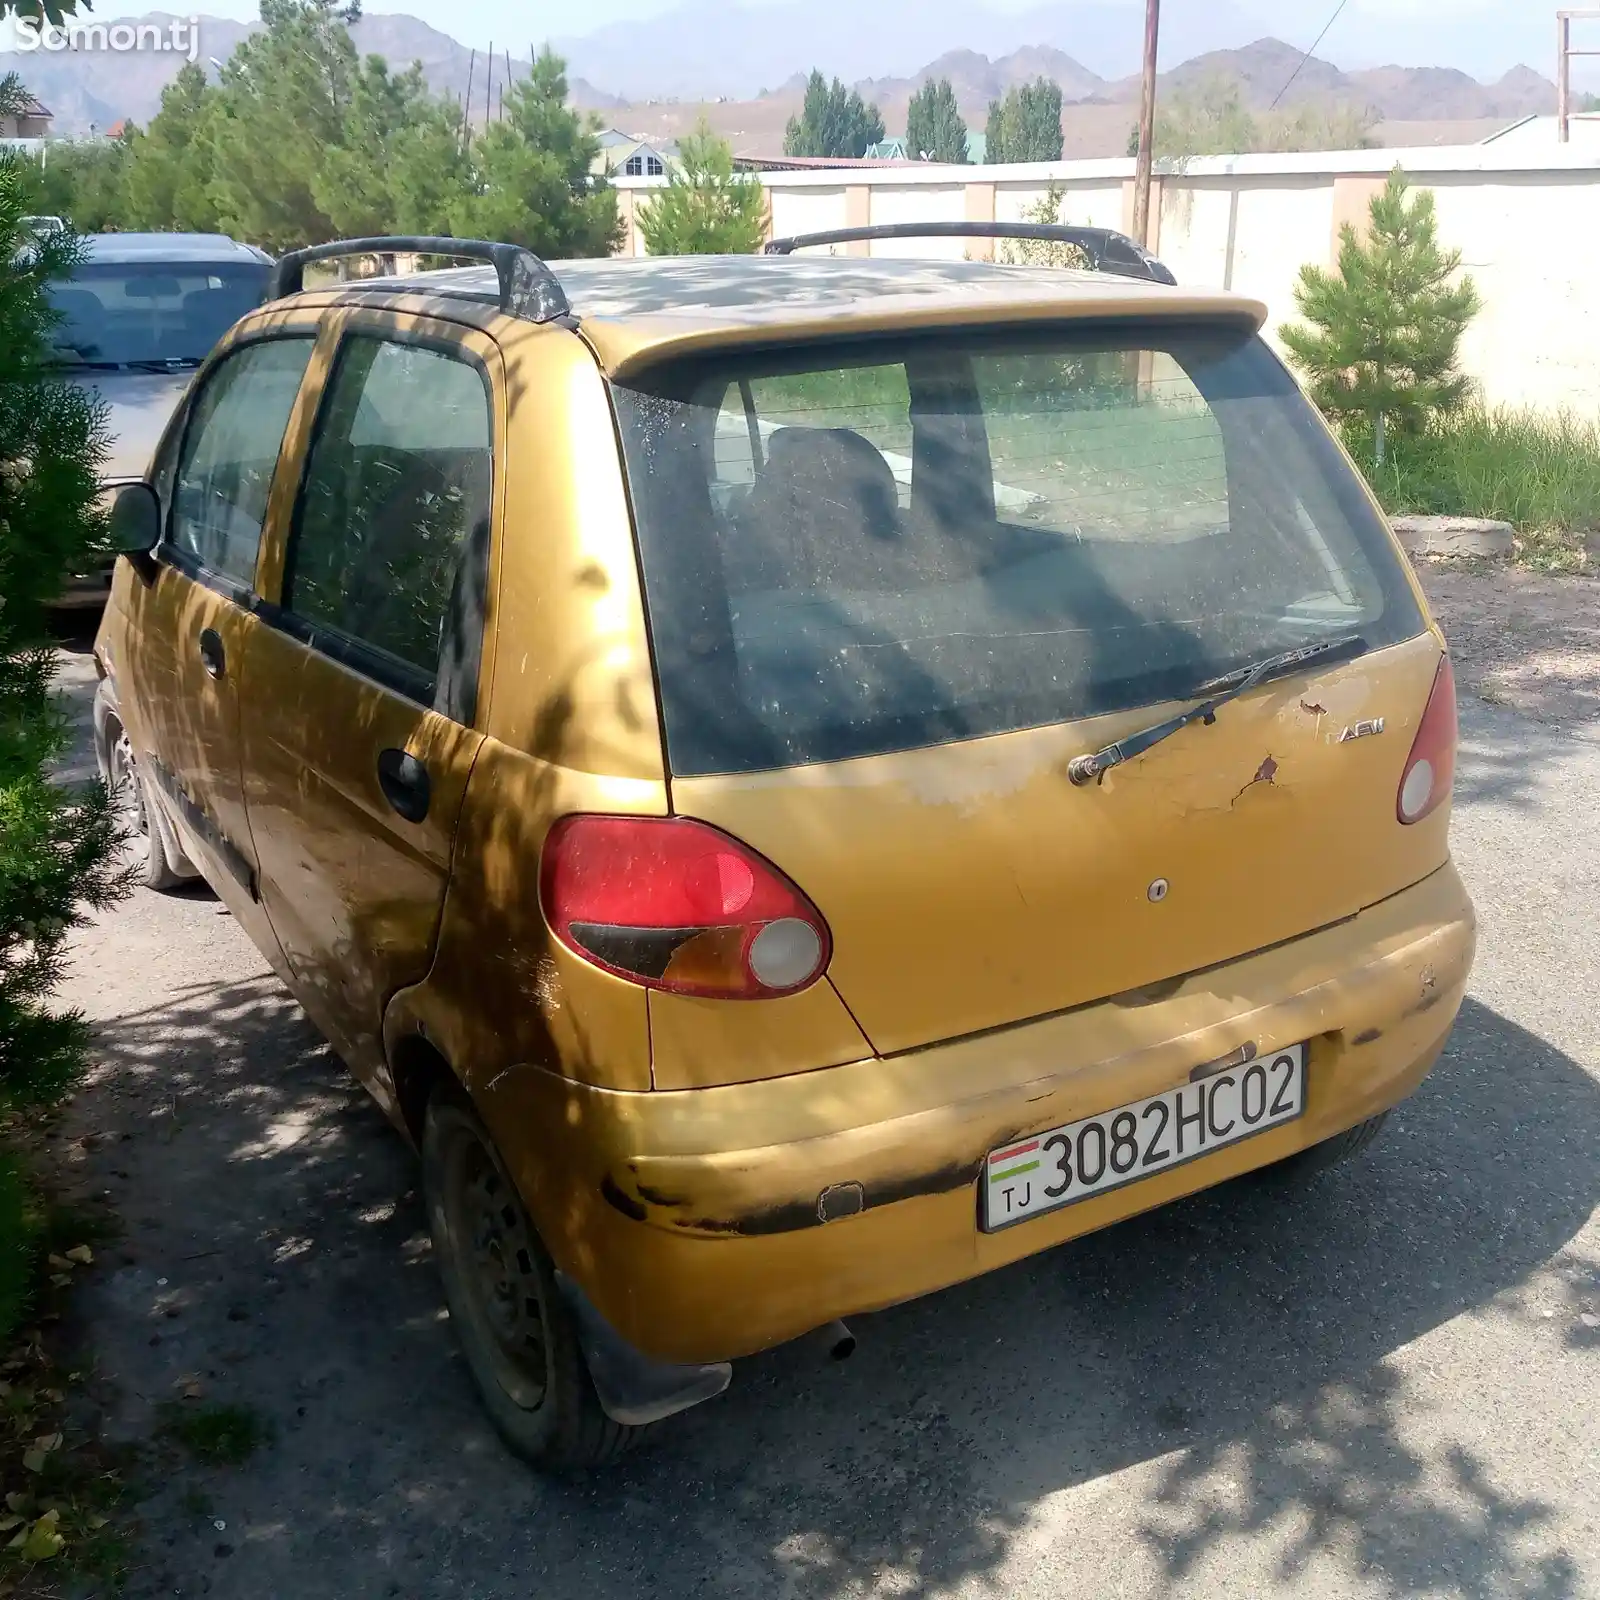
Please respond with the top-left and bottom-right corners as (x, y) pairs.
(267, 236), (572, 323)
(761, 222), (1177, 286)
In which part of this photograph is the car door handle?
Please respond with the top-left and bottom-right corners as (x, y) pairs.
(198, 628), (225, 679)
(377, 748), (431, 823)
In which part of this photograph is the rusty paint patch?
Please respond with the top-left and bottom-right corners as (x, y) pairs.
(670, 1158), (982, 1237)
(1403, 988), (1447, 1019)
(1299, 699), (1327, 717)
(1233, 754), (1279, 805)
(1351, 1027), (1383, 1045)
(600, 1174), (647, 1221)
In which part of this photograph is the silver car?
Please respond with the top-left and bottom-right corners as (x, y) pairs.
(51, 232), (273, 607)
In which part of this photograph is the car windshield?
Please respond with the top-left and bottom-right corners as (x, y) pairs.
(612, 321), (1426, 776)
(48, 259), (269, 369)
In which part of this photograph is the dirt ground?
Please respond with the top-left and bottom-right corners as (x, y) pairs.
(1418, 562), (1600, 732)
(28, 559), (1600, 1598)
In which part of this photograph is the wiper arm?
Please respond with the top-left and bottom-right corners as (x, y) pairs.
(1067, 634), (1366, 787)
(123, 357), (203, 372)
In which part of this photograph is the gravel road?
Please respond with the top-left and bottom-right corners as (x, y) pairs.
(47, 592), (1600, 1600)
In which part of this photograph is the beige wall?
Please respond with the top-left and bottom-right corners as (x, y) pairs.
(616, 146), (1600, 415)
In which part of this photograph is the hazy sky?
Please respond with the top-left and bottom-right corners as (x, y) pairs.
(0, 0), (1556, 76)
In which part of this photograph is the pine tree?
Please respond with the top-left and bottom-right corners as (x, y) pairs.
(207, 0), (362, 252)
(452, 49), (620, 258)
(312, 56), (465, 238)
(637, 121), (765, 255)
(783, 71), (885, 160)
(124, 62), (223, 233)
(0, 154), (126, 1114)
(905, 78), (968, 164)
(1280, 168), (1480, 460)
(984, 79), (1063, 164)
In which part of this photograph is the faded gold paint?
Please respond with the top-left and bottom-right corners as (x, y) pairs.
(96, 262), (1475, 1370)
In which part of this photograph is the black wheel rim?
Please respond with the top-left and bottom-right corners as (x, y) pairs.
(441, 1128), (549, 1411)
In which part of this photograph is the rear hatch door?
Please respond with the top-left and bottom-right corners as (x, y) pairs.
(614, 318), (1447, 1056)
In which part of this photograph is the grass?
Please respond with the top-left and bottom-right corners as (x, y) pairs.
(1351, 406), (1600, 572)
(158, 1402), (270, 1467)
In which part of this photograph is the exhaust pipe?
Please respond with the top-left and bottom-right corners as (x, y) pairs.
(818, 1319), (856, 1361)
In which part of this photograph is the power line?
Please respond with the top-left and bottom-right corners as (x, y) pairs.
(1269, 0), (1353, 110)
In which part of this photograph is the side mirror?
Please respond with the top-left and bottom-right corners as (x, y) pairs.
(108, 482), (161, 556)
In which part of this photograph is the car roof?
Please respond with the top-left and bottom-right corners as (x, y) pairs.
(273, 254), (1269, 378)
(80, 232), (272, 265)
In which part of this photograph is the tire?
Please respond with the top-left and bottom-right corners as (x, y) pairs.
(105, 717), (187, 893)
(1254, 1111), (1390, 1184)
(421, 1081), (648, 1470)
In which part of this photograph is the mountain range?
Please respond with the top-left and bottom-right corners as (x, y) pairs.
(1, 10), (1556, 144)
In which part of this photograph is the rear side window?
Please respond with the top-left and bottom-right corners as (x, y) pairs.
(169, 337), (314, 586)
(284, 336), (493, 714)
(613, 323), (1425, 775)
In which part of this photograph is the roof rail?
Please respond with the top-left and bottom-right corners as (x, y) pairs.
(267, 236), (572, 323)
(761, 222), (1177, 286)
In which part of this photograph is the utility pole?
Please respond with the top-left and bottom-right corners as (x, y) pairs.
(1132, 0), (1160, 246)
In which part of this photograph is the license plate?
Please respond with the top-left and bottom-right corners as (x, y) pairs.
(981, 1044), (1307, 1231)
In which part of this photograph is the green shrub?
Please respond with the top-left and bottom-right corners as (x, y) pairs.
(1282, 168), (1479, 462)
(637, 121), (765, 256)
(0, 145), (127, 1346)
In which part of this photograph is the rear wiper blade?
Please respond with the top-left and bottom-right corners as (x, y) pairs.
(1067, 634), (1366, 787)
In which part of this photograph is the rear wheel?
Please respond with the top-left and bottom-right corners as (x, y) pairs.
(107, 721), (186, 893)
(421, 1082), (647, 1470)
(1255, 1111), (1390, 1183)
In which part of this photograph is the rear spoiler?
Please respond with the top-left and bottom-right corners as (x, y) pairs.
(761, 222), (1177, 286)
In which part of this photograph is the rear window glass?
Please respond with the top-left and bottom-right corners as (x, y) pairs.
(614, 323), (1424, 776)
(48, 261), (269, 369)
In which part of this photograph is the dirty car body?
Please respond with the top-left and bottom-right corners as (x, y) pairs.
(93, 243), (1475, 1467)
(53, 232), (271, 608)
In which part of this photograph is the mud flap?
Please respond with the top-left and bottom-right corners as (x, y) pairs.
(554, 1271), (732, 1426)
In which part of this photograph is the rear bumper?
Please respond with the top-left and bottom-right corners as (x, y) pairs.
(482, 863), (1475, 1365)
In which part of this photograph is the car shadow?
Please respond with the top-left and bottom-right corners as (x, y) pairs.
(62, 966), (1597, 1600)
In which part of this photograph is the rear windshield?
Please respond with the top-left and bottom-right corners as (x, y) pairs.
(613, 323), (1424, 776)
(49, 260), (269, 371)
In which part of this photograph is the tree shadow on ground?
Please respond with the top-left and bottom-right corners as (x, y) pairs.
(57, 941), (1599, 1600)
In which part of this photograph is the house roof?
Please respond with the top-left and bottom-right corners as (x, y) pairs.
(732, 154), (917, 171)
(1479, 113), (1600, 149)
(866, 131), (986, 163)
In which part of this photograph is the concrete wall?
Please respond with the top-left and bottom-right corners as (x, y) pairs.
(616, 147), (1600, 416)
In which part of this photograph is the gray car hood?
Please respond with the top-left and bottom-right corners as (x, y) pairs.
(68, 368), (194, 483)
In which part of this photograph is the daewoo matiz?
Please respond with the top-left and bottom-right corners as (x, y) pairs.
(95, 226), (1475, 1469)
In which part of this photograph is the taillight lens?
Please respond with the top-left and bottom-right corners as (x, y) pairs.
(539, 815), (832, 999)
(1397, 654), (1457, 825)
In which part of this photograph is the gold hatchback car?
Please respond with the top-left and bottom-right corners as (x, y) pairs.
(96, 228), (1475, 1469)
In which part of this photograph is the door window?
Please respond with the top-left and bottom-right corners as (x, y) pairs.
(169, 337), (315, 587)
(284, 335), (493, 717)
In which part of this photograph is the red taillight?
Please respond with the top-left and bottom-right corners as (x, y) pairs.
(1397, 654), (1457, 825)
(539, 815), (832, 999)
